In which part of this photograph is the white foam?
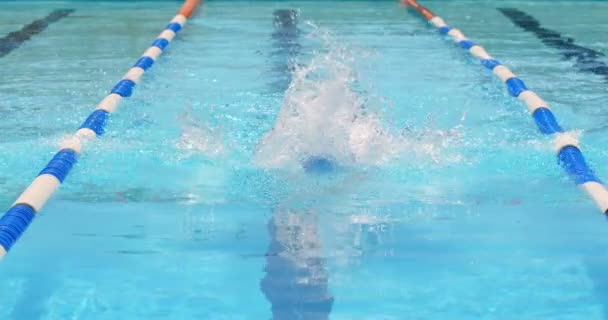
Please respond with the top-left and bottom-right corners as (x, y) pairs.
(255, 28), (461, 170)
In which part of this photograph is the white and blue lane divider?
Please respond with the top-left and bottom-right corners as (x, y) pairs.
(0, 0), (202, 258)
(403, 0), (608, 214)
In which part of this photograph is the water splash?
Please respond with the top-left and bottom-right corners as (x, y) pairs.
(175, 107), (226, 159)
(255, 25), (462, 170)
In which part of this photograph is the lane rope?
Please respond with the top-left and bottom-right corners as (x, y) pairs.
(0, 0), (202, 258)
(402, 0), (608, 215)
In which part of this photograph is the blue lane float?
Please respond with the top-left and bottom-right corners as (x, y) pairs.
(80, 109), (109, 136)
(458, 40), (475, 50)
(110, 79), (136, 97)
(0, 0), (202, 258)
(481, 59), (501, 70)
(438, 26), (452, 34)
(532, 108), (563, 135)
(166, 22), (182, 33)
(404, 0), (608, 215)
(38, 149), (78, 183)
(558, 146), (600, 185)
(505, 77), (528, 97)
(151, 38), (170, 50)
(133, 56), (155, 71)
(0, 205), (36, 252)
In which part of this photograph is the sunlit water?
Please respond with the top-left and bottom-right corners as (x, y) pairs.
(1, 1), (608, 319)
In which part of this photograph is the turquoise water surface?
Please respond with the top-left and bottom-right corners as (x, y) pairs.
(1, 1), (608, 319)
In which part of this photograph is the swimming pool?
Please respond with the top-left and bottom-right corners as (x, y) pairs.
(1, 0), (608, 318)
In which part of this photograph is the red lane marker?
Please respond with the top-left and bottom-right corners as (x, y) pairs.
(179, 0), (202, 18)
(402, 0), (436, 20)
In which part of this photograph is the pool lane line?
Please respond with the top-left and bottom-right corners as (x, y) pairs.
(260, 10), (334, 320)
(268, 9), (301, 92)
(0, 0), (202, 258)
(0, 9), (74, 58)
(498, 8), (608, 82)
(402, 0), (608, 215)
(262, 210), (335, 320)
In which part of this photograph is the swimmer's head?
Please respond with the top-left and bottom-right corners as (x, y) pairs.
(302, 156), (336, 175)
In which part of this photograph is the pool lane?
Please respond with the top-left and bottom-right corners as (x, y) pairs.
(0, 0), (202, 258)
(403, 0), (608, 215)
(499, 7), (608, 82)
(0, 9), (74, 58)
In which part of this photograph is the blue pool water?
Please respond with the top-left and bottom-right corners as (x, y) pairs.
(1, 0), (608, 319)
